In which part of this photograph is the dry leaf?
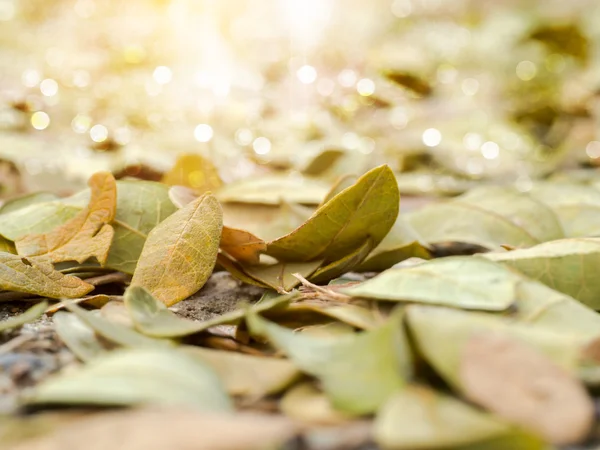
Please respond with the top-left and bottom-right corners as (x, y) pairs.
(15, 172), (117, 265)
(220, 226), (266, 265)
(130, 192), (223, 306)
(0, 301), (48, 332)
(0, 253), (93, 299)
(460, 331), (594, 445)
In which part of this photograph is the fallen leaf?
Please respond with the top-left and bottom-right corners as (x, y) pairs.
(529, 181), (600, 237)
(182, 346), (300, 397)
(220, 226), (266, 265)
(355, 217), (431, 272)
(247, 310), (411, 415)
(26, 348), (233, 411)
(0, 301), (48, 332)
(64, 301), (170, 348)
(485, 238), (600, 309)
(216, 173), (330, 205)
(0, 253), (94, 299)
(0, 192), (58, 215)
(53, 311), (107, 361)
(45, 294), (115, 315)
(374, 385), (511, 450)
(4, 408), (296, 450)
(242, 259), (324, 292)
(15, 172), (117, 265)
(124, 285), (296, 338)
(406, 187), (565, 250)
(308, 239), (374, 284)
(460, 331), (594, 445)
(105, 180), (178, 273)
(0, 237), (15, 254)
(383, 70), (433, 96)
(280, 382), (353, 425)
(406, 306), (590, 391)
(0, 181), (178, 274)
(301, 149), (345, 176)
(161, 153), (223, 193)
(130, 192), (223, 306)
(343, 256), (519, 311)
(267, 165), (399, 263)
(512, 278), (600, 337)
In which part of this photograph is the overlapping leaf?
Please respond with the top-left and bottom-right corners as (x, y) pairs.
(248, 311), (411, 415)
(267, 165), (400, 263)
(485, 238), (600, 309)
(0, 253), (93, 299)
(130, 193), (223, 306)
(343, 257), (520, 311)
(15, 172), (117, 265)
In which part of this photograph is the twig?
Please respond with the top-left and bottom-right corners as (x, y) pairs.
(292, 273), (351, 302)
(83, 272), (131, 286)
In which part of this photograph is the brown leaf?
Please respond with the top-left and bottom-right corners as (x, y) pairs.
(220, 226), (266, 265)
(460, 331), (594, 446)
(15, 172), (117, 265)
(0, 253), (94, 299)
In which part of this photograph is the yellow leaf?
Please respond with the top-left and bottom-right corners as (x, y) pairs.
(130, 193), (223, 306)
(0, 253), (93, 299)
(15, 172), (117, 265)
(161, 153), (222, 193)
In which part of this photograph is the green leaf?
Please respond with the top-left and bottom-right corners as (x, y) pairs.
(308, 239), (374, 284)
(0, 201), (81, 241)
(529, 182), (600, 237)
(26, 348), (233, 411)
(374, 386), (510, 450)
(267, 165), (399, 263)
(343, 257), (519, 311)
(356, 216), (430, 272)
(216, 173), (330, 205)
(0, 192), (58, 215)
(0, 253), (94, 299)
(406, 187), (564, 250)
(130, 193), (223, 306)
(105, 181), (178, 274)
(182, 346), (300, 397)
(247, 311), (411, 415)
(53, 311), (107, 362)
(512, 278), (600, 337)
(0, 301), (48, 332)
(484, 238), (600, 309)
(406, 305), (589, 391)
(301, 149), (345, 176)
(242, 259), (323, 292)
(124, 285), (296, 338)
(0, 236), (15, 254)
(64, 301), (170, 348)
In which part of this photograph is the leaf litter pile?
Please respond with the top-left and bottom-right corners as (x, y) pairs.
(3, 155), (600, 449)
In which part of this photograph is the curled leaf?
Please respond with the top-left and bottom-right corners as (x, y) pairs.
(15, 172), (117, 265)
(220, 226), (266, 265)
(130, 193), (223, 306)
(267, 165), (399, 263)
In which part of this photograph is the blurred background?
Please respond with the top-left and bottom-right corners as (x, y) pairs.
(0, 0), (599, 195)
